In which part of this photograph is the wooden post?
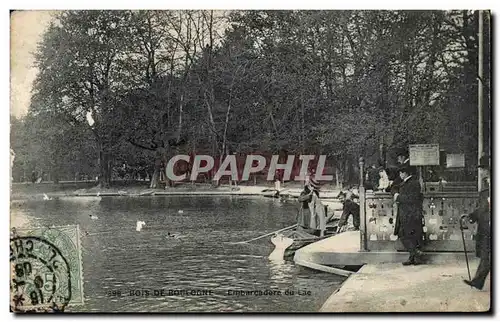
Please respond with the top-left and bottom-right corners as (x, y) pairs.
(359, 157), (368, 252)
(335, 165), (341, 190)
(418, 166), (425, 193)
(379, 137), (386, 166)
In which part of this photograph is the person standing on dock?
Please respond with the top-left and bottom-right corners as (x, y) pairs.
(297, 178), (326, 236)
(393, 165), (425, 265)
(309, 179), (326, 236)
(463, 157), (490, 290)
(336, 191), (360, 233)
(297, 185), (314, 230)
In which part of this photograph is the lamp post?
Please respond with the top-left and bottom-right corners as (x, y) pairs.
(477, 10), (484, 192)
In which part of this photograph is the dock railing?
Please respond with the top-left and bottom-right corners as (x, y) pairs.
(358, 156), (478, 253)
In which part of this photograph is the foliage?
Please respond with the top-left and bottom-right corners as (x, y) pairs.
(11, 10), (490, 186)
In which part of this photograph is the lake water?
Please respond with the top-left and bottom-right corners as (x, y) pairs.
(10, 195), (345, 312)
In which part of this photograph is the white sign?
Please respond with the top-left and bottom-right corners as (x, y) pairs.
(446, 154), (465, 168)
(409, 144), (440, 166)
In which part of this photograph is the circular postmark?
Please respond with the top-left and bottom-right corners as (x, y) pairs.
(10, 236), (72, 312)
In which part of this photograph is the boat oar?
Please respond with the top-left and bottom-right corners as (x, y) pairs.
(230, 224), (298, 244)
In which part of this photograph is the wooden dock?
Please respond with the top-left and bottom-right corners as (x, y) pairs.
(320, 260), (490, 312)
(294, 231), (476, 267)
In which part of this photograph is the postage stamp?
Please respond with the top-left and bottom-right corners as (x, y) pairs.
(10, 225), (84, 312)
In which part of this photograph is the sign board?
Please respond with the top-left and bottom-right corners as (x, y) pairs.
(409, 144), (440, 166)
(446, 153), (465, 168)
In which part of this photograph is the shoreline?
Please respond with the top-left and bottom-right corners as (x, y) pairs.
(10, 183), (345, 229)
(10, 182), (343, 201)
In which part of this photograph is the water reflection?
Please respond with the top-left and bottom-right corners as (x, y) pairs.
(269, 260), (295, 283)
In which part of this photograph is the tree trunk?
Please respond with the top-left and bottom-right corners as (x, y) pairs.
(98, 152), (111, 188)
(150, 167), (160, 189)
(53, 172), (59, 184)
(177, 93), (184, 141)
(106, 158), (112, 184)
(343, 158), (350, 187)
(97, 139), (111, 188)
(150, 156), (162, 189)
(335, 164), (341, 190)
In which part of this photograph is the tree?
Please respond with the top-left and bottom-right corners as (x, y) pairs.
(32, 11), (132, 187)
(10, 112), (96, 183)
(25, 10), (489, 188)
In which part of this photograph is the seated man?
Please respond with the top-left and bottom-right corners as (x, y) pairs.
(336, 191), (360, 233)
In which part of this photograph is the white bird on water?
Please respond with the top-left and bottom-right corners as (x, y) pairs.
(43, 194), (52, 201)
(136, 221), (146, 231)
(89, 215), (99, 220)
(178, 210), (184, 214)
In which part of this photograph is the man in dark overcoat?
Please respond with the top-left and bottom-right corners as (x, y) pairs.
(393, 166), (425, 265)
(463, 158), (491, 290)
(386, 148), (410, 193)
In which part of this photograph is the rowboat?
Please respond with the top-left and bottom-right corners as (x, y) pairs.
(279, 221), (339, 258)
